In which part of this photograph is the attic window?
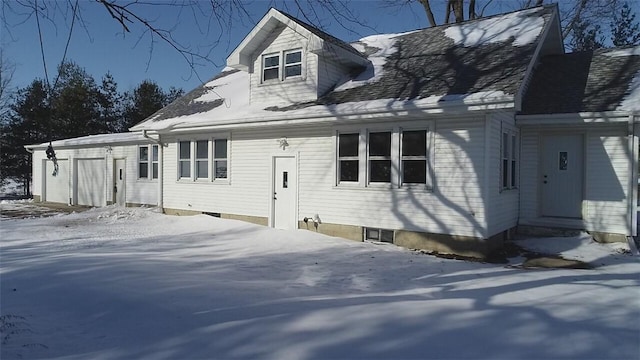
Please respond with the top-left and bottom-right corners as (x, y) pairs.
(284, 50), (302, 78)
(263, 54), (279, 81)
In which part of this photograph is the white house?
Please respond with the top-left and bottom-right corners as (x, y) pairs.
(27, 5), (640, 258)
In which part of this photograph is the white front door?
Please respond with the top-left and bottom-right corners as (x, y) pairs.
(272, 156), (297, 230)
(541, 134), (584, 218)
(114, 159), (126, 206)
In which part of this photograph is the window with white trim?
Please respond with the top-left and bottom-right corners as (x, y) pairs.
(138, 145), (159, 180)
(501, 131), (518, 190)
(368, 131), (392, 184)
(261, 49), (302, 82)
(337, 133), (359, 183)
(151, 145), (159, 179)
(336, 125), (431, 188)
(196, 140), (208, 179)
(284, 50), (302, 78)
(176, 138), (229, 181)
(214, 139), (227, 179)
(178, 141), (191, 179)
(401, 130), (427, 185)
(262, 54), (279, 82)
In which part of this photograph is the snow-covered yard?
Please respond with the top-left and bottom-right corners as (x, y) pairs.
(1, 203), (638, 359)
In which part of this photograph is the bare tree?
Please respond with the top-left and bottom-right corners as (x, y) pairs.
(0, 49), (15, 119)
(1, 0), (371, 87)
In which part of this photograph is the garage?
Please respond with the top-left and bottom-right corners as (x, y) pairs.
(44, 159), (69, 204)
(76, 159), (105, 207)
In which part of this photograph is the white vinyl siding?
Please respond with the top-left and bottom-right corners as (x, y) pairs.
(161, 117), (488, 238)
(32, 144), (157, 207)
(251, 26), (318, 104)
(487, 112), (519, 237)
(519, 124), (631, 235)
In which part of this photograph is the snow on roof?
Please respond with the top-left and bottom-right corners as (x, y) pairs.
(619, 71), (640, 111)
(334, 33), (408, 92)
(604, 46), (640, 112)
(444, 7), (544, 47)
(26, 132), (152, 149)
(132, 6), (552, 132)
(603, 46), (640, 58)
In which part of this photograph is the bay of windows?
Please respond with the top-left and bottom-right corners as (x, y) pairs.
(178, 138), (229, 181)
(337, 126), (431, 187)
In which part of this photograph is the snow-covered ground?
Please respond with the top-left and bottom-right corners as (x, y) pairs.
(1, 203), (638, 359)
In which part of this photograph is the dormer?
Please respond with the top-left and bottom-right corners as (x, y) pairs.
(227, 8), (370, 106)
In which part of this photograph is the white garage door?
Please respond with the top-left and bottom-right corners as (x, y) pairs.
(44, 159), (69, 204)
(76, 159), (105, 207)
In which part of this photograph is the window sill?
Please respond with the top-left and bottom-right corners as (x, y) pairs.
(333, 185), (434, 193)
(258, 77), (305, 87)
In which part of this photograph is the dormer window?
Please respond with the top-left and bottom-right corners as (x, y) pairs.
(263, 54), (280, 81)
(261, 50), (302, 83)
(284, 50), (302, 78)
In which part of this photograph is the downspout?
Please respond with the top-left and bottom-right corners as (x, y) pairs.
(627, 113), (639, 255)
(142, 130), (163, 210)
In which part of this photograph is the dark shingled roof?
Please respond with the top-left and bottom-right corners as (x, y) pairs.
(270, 6), (554, 111)
(521, 48), (640, 114)
(277, 9), (364, 58)
(136, 5), (556, 126)
(133, 69), (239, 126)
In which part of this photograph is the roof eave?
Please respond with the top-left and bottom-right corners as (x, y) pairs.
(140, 97), (515, 133)
(516, 110), (634, 125)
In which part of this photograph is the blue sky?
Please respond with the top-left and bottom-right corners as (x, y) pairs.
(0, 0), (626, 94)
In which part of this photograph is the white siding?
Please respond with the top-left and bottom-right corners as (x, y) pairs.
(31, 145), (157, 207)
(162, 117), (489, 238)
(487, 111), (519, 236)
(250, 25), (319, 105)
(316, 57), (349, 97)
(519, 125), (631, 235)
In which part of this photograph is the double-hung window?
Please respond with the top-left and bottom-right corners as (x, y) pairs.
(284, 50), (302, 78)
(214, 139), (227, 179)
(138, 145), (159, 180)
(151, 145), (159, 179)
(401, 130), (427, 185)
(262, 54), (280, 82)
(501, 132), (518, 190)
(178, 141), (191, 179)
(368, 131), (392, 183)
(139, 146), (149, 179)
(338, 133), (359, 183)
(196, 140), (209, 179)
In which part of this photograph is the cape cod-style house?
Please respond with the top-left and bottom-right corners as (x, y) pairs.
(26, 4), (640, 258)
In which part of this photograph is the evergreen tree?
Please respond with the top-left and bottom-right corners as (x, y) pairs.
(0, 80), (51, 194)
(610, 3), (640, 46)
(49, 61), (103, 138)
(121, 80), (183, 131)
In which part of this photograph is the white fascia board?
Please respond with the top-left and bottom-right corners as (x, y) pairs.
(227, 9), (318, 71)
(158, 100), (514, 134)
(516, 111), (633, 125)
